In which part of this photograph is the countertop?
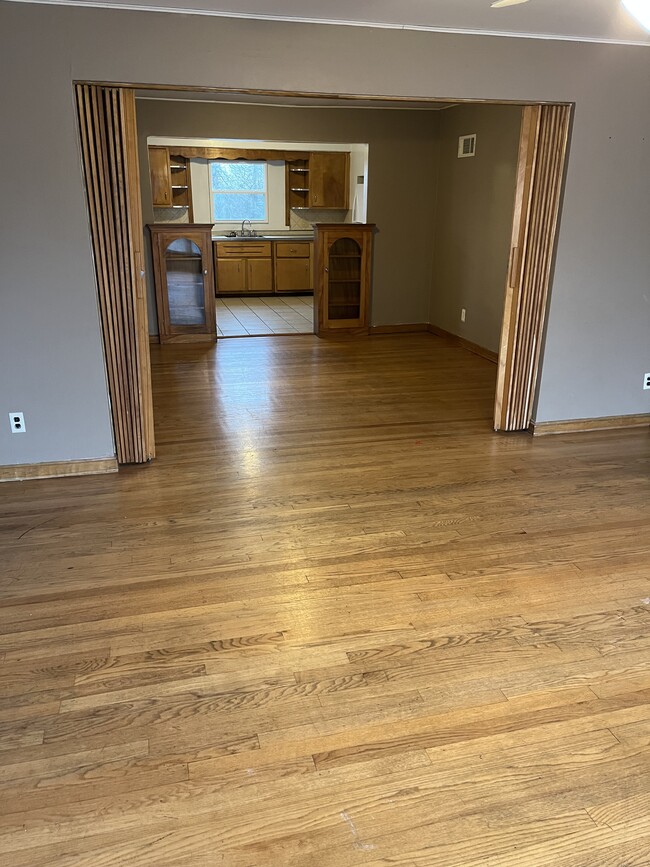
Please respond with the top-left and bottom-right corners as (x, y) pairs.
(212, 233), (314, 242)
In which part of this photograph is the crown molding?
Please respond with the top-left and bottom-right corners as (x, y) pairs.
(3, 0), (650, 47)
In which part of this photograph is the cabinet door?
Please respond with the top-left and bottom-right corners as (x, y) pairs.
(275, 258), (311, 293)
(314, 226), (373, 336)
(149, 147), (171, 207)
(216, 258), (246, 295)
(309, 152), (349, 209)
(152, 229), (215, 343)
(247, 258), (274, 293)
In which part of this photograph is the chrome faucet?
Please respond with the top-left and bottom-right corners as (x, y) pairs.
(241, 220), (254, 237)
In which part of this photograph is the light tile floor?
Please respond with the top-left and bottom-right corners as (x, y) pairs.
(216, 295), (314, 337)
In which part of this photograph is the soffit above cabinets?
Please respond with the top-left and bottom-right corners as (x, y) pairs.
(8, 0), (650, 46)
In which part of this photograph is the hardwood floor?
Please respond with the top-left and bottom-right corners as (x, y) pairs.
(1, 333), (649, 866)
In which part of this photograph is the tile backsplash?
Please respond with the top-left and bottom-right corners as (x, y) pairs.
(152, 206), (349, 229)
(152, 207), (190, 224)
(290, 209), (349, 230)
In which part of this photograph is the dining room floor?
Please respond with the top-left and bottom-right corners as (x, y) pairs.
(216, 294), (314, 336)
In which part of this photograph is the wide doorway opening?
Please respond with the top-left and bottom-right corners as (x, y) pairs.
(75, 84), (570, 465)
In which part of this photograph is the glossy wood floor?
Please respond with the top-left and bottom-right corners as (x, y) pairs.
(1, 334), (649, 867)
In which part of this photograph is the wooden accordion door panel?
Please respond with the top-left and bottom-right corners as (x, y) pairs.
(75, 84), (154, 464)
(494, 103), (571, 432)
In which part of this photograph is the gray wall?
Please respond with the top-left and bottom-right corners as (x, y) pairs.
(429, 104), (522, 353)
(1, 4), (649, 467)
(135, 98), (440, 335)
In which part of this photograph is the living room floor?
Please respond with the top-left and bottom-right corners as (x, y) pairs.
(1, 333), (649, 866)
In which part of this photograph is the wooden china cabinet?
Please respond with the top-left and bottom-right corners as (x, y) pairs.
(313, 224), (375, 335)
(149, 224), (216, 344)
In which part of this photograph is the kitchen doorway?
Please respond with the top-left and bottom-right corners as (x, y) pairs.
(75, 83), (571, 464)
(141, 129), (370, 340)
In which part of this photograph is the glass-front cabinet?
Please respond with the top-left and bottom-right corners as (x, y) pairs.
(313, 224), (375, 335)
(149, 225), (216, 344)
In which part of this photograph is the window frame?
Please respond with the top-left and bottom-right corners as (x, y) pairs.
(209, 160), (269, 224)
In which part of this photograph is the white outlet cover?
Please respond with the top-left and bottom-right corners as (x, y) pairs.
(644, 373), (650, 390)
(9, 412), (26, 433)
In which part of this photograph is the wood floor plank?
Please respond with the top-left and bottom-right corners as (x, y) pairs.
(1, 334), (649, 864)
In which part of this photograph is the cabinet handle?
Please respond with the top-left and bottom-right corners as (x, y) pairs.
(325, 267), (329, 272)
(204, 269), (208, 275)
(508, 246), (520, 289)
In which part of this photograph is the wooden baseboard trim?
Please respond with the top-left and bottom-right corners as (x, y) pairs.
(0, 457), (118, 483)
(148, 334), (160, 345)
(427, 325), (498, 364)
(531, 414), (650, 436)
(369, 324), (429, 335)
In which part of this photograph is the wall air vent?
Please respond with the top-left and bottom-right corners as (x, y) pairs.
(458, 134), (477, 158)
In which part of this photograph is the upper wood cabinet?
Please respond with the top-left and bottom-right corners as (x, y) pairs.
(149, 224), (215, 344)
(148, 147), (193, 216)
(309, 152), (350, 209)
(285, 152), (350, 220)
(149, 147), (171, 207)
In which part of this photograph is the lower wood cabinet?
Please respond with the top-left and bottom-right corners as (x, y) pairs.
(215, 258), (246, 294)
(215, 239), (313, 295)
(275, 258), (311, 293)
(274, 241), (313, 294)
(149, 224), (216, 344)
(215, 241), (273, 295)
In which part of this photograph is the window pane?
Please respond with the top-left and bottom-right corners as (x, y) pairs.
(211, 162), (265, 192)
(213, 192), (267, 221)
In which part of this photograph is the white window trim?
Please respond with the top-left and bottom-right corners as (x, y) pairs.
(209, 160), (269, 224)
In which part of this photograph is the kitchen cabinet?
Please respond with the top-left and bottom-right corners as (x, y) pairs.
(274, 241), (313, 294)
(309, 152), (349, 209)
(285, 152), (350, 220)
(149, 147), (171, 207)
(314, 223), (374, 335)
(148, 147), (193, 216)
(216, 258), (246, 295)
(149, 224), (216, 344)
(247, 258), (274, 293)
(214, 241), (273, 294)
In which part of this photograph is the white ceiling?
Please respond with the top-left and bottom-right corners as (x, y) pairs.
(9, 0), (650, 45)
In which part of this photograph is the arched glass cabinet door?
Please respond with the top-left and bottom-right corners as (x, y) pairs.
(164, 237), (207, 327)
(326, 237), (362, 322)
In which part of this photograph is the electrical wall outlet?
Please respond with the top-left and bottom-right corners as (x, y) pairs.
(644, 373), (650, 390)
(9, 412), (26, 433)
(460, 308), (466, 323)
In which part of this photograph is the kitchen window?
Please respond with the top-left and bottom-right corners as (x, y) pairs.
(209, 161), (268, 222)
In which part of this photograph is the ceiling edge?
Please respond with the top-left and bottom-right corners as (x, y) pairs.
(4, 0), (650, 47)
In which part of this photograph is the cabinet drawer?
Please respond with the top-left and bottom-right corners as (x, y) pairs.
(215, 242), (272, 258)
(275, 241), (311, 258)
